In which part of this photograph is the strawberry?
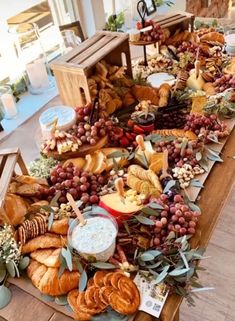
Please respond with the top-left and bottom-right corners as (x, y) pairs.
(120, 136), (130, 147)
(136, 21), (142, 30)
(125, 132), (134, 141)
(127, 119), (134, 128)
(112, 127), (123, 138)
(133, 124), (145, 134)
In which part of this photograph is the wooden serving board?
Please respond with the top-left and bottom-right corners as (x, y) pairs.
(46, 135), (108, 160)
(186, 118), (235, 202)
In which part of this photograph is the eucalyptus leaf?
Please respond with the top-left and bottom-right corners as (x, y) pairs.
(0, 269), (6, 283)
(191, 279), (203, 288)
(74, 258), (84, 274)
(153, 266), (170, 284)
(179, 251), (189, 269)
(146, 261), (163, 269)
(61, 248), (73, 271)
(6, 261), (15, 278)
(0, 285), (12, 309)
(175, 234), (192, 243)
(207, 154), (223, 162)
(79, 269), (88, 292)
(19, 256), (30, 270)
(41, 294), (54, 302)
(169, 268), (190, 276)
(141, 207), (158, 216)
(48, 211), (54, 230)
(55, 295), (68, 306)
(41, 205), (54, 212)
(199, 158), (209, 172)
(175, 285), (187, 296)
(139, 154), (148, 168)
(163, 180), (176, 193)
(123, 221), (130, 235)
(145, 250), (162, 258)
(91, 262), (116, 269)
(50, 191), (61, 207)
(13, 262), (20, 278)
(135, 215), (155, 225)
(190, 179), (204, 188)
(188, 202), (201, 214)
(148, 202), (164, 210)
(140, 253), (155, 261)
(58, 264), (66, 278)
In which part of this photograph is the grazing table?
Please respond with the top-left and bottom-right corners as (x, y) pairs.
(0, 95), (234, 321)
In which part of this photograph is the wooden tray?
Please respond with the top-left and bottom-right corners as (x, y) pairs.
(46, 135), (108, 160)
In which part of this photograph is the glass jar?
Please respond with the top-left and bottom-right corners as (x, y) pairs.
(68, 207), (118, 262)
(9, 23), (55, 94)
(0, 85), (18, 119)
(60, 30), (81, 54)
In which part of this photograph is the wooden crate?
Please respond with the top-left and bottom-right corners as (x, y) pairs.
(155, 11), (195, 33)
(0, 148), (28, 209)
(51, 31), (133, 108)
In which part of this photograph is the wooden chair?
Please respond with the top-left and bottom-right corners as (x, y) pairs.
(59, 21), (85, 42)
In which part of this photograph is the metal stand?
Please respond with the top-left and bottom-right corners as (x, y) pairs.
(137, 0), (148, 67)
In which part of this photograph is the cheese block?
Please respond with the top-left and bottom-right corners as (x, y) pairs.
(135, 141), (154, 166)
(101, 147), (128, 171)
(39, 106), (76, 139)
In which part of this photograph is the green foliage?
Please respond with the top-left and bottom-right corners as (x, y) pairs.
(105, 12), (125, 32)
(136, 237), (211, 304)
(154, 0), (174, 7)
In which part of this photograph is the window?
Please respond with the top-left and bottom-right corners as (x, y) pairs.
(0, 0), (80, 83)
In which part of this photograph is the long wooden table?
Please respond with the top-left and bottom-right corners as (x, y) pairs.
(0, 96), (234, 321)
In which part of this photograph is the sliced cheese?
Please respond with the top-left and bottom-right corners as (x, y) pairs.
(100, 192), (141, 214)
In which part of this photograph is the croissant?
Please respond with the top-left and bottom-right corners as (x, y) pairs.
(0, 193), (28, 226)
(50, 218), (69, 235)
(30, 248), (61, 267)
(159, 83), (171, 107)
(22, 233), (66, 254)
(200, 32), (224, 45)
(131, 85), (159, 105)
(27, 260), (79, 296)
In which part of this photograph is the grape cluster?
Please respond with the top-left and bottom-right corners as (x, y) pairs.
(176, 42), (199, 55)
(69, 106), (115, 146)
(184, 113), (229, 142)
(155, 108), (189, 129)
(214, 74), (235, 93)
(149, 194), (200, 246)
(136, 20), (164, 42)
(38, 163), (106, 206)
(154, 138), (200, 167)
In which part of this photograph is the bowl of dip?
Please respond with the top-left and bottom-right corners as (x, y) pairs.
(68, 208), (118, 262)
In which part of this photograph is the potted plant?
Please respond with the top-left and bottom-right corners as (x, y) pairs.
(104, 11), (125, 32)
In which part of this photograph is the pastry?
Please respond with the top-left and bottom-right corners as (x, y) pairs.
(30, 248), (61, 268)
(67, 271), (140, 319)
(22, 233), (66, 254)
(158, 83), (171, 107)
(50, 218), (69, 235)
(27, 260), (79, 296)
(0, 193), (28, 226)
(131, 85), (159, 105)
(200, 32), (224, 46)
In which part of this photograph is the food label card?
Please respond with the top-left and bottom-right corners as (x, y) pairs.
(134, 271), (169, 318)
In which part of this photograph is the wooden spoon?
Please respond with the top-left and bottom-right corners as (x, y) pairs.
(115, 178), (125, 204)
(136, 135), (149, 167)
(66, 193), (86, 226)
(160, 149), (172, 181)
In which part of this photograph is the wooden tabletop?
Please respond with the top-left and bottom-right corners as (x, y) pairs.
(0, 96), (234, 321)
